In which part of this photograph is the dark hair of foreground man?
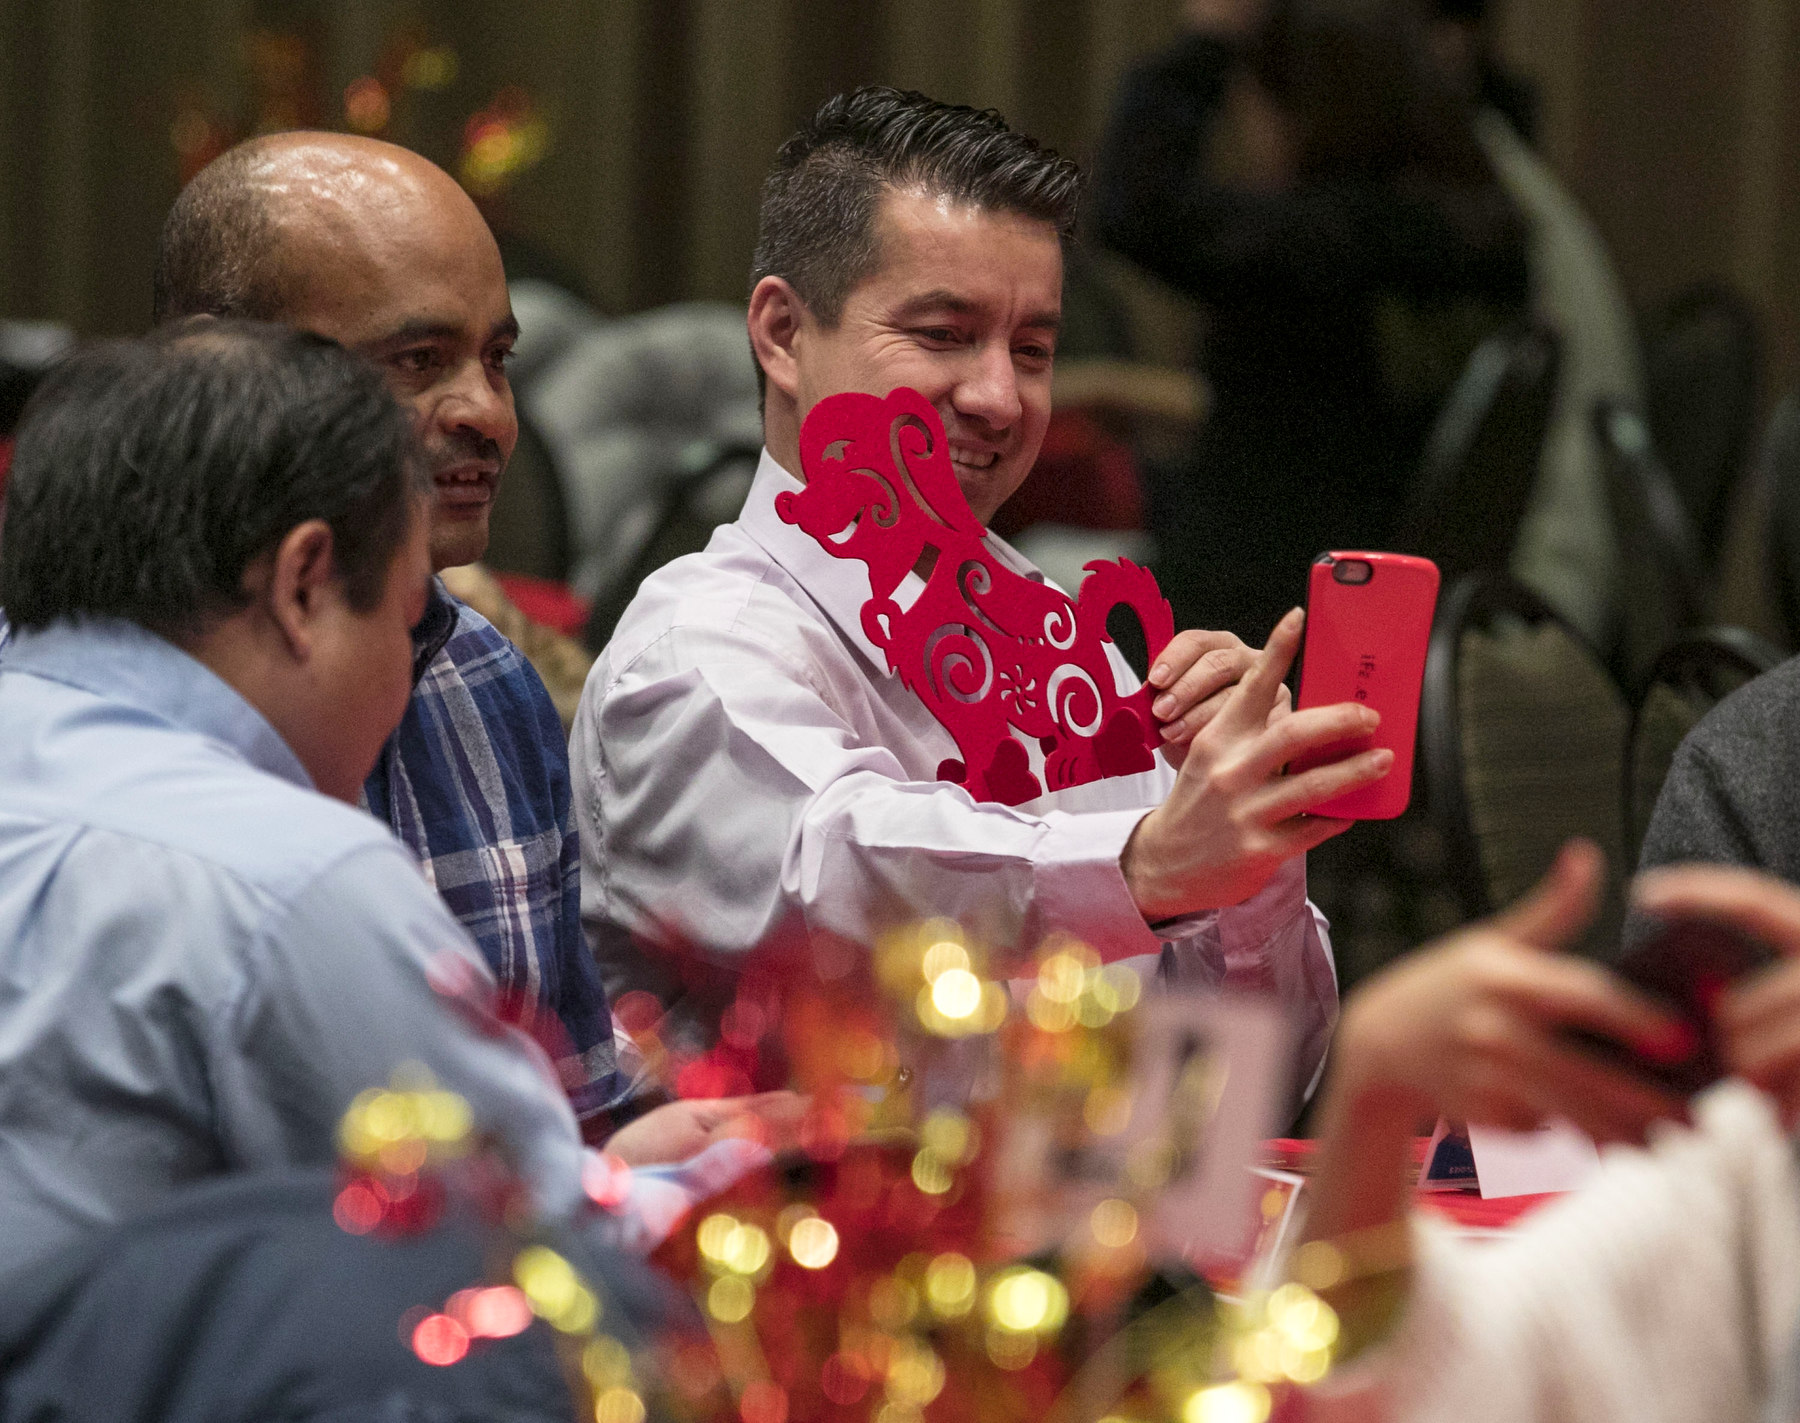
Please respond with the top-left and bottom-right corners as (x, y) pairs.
(0, 320), (420, 637)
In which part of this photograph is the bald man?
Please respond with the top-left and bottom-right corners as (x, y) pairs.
(151, 136), (637, 1133)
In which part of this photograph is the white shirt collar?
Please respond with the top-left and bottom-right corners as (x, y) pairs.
(736, 446), (1054, 676)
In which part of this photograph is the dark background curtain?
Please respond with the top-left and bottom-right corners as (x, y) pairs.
(2, 0), (1798, 396)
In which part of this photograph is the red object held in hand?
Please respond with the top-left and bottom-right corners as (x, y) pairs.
(1291, 551), (1440, 820)
(779, 388), (1175, 806)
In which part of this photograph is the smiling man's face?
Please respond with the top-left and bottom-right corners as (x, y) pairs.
(258, 137), (519, 572)
(788, 188), (1062, 526)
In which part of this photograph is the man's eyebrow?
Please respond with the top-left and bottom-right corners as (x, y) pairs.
(890, 291), (1062, 332)
(364, 315), (521, 348)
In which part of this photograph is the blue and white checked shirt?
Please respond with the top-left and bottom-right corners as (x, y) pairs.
(364, 582), (628, 1126)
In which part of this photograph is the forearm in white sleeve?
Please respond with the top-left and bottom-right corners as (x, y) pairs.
(1310, 1082), (1800, 1423)
(584, 629), (1170, 969)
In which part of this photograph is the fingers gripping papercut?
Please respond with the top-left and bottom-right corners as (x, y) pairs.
(777, 388), (1175, 806)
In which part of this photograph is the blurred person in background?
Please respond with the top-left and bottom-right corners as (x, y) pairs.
(150, 136), (789, 1157)
(1092, 0), (1529, 643)
(573, 87), (1397, 1104)
(1296, 842), (1800, 1422)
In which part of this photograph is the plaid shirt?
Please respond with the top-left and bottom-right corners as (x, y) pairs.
(364, 582), (626, 1125)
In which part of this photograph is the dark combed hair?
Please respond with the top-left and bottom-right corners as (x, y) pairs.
(151, 143), (290, 324)
(749, 86), (1084, 325)
(0, 320), (424, 638)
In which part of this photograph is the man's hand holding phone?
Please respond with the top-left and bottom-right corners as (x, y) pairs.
(1122, 607), (1394, 921)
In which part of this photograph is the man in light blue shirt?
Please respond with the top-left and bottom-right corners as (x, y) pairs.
(0, 322), (749, 1285)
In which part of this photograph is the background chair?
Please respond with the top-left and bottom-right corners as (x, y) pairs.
(583, 438), (762, 650)
(1593, 399), (1708, 690)
(481, 407), (574, 584)
(1394, 324), (1560, 587)
(1623, 626), (1785, 865)
(1421, 571), (1630, 955)
(1642, 282), (1761, 571)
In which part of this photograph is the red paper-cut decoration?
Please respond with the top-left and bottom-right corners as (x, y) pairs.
(778, 388), (1175, 806)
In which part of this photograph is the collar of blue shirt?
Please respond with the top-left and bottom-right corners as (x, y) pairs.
(1, 618), (311, 790)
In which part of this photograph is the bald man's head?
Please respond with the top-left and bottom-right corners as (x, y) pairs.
(154, 133), (520, 570)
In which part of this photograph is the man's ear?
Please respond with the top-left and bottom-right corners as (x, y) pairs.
(263, 519), (337, 659)
(748, 275), (806, 403)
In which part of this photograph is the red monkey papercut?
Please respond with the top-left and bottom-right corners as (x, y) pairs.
(778, 387), (1175, 806)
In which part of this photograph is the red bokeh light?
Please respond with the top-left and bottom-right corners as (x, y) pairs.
(332, 1179), (385, 1234)
(448, 1284), (533, 1339)
(411, 1313), (470, 1367)
(739, 1379), (788, 1423)
(582, 1151), (634, 1211)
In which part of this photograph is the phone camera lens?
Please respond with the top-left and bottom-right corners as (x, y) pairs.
(1333, 559), (1373, 585)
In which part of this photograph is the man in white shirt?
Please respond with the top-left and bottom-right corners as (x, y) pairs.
(571, 88), (1392, 1092)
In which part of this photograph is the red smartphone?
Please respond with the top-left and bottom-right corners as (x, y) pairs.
(1290, 551), (1440, 820)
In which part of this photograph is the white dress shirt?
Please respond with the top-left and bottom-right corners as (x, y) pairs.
(1313, 1081), (1800, 1423)
(571, 450), (1337, 1093)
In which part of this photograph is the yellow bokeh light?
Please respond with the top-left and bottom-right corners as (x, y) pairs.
(514, 1245), (581, 1317)
(707, 1274), (755, 1323)
(1036, 952), (1087, 1004)
(1083, 1084), (1135, 1137)
(987, 1268), (1068, 1334)
(930, 967), (982, 1019)
(1025, 989), (1077, 1033)
(867, 1275), (920, 1331)
(1096, 964), (1143, 1013)
(788, 1215), (840, 1269)
(985, 1324), (1038, 1370)
(885, 1338), (946, 1406)
(1090, 1197), (1139, 1248)
(1183, 1382), (1272, 1423)
(921, 939), (969, 982)
(401, 46), (459, 90)
(920, 1108), (975, 1164)
(923, 1252), (977, 1316)
(723, 1222), (772, 1276)
(1268, 1283), (1339, 1352)
(775, 1203), (816, 1244)
(582, 1335), (632, 1388)
(696, 1212), (738, 1264)
(593, 1387), (646, 1423)
(910, 1148), (953, 1195)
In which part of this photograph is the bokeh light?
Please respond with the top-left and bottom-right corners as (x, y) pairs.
(923, 1252), (976, 1317)
(787, 1215), (839, 1269)
(411, 1312), (470, 1366)
(1090, 1197), (1139, 1248)
(1183, 1382), (1271, 1423)
(708, 1274), (755, 1323)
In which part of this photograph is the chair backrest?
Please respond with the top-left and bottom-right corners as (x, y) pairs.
(1624, 626), (1785, 865)
(480, 410), (573, 583)
(1594, 399), (1707, 689)
(1758, 396), (1800, 649)
(1397, 324), (1560, 586)
(1642, 282), (1760, 564)
(1421, 573), (1629, 953)
(583, 439), (760, 650)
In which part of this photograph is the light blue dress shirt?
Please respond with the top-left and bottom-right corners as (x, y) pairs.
(0, 620), (596, 1281)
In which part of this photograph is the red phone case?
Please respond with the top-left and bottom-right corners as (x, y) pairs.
(1291, 552), (1440, 820)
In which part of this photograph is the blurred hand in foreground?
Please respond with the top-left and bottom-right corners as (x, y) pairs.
(1331, 841), (1690, 1146)
(1638, 863), (1800, 1128)
(606, 1091), (809, 1167)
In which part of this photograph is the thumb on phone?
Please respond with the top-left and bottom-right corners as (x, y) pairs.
(1495, 839), (1604, 952)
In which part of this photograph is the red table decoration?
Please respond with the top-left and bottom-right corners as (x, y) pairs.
(779, 388), (1175, 806)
